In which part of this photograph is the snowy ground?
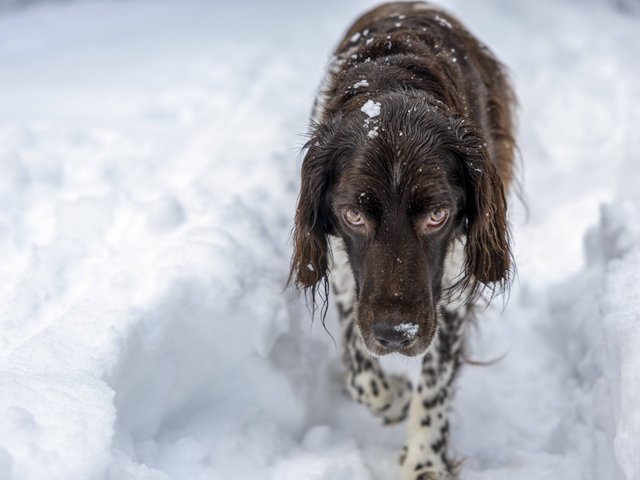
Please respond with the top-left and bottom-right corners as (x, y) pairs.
(0, 1), (639, 479)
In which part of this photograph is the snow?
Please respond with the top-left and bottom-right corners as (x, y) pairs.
(360, 99), (381, 118)
(434, 14), (453, 29)
(0, 1), (638, 480)
(394, 323), (419, 339)
(361, 99), (380, 138)
(591, 204), (640, 480)
(352, 79), (370, 89)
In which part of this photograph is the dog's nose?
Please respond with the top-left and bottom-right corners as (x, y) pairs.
(372, 322), (417, 350)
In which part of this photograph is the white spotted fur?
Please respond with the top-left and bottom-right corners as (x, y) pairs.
(328, 235), (470, 479)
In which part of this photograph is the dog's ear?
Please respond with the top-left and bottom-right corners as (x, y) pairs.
(289, 130), (335, 297)
(450, 121), (512, 293)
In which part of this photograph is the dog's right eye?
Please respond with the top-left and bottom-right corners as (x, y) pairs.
(427, 208), (448, 226)
(423, 207), (450, 231)
(343, 208), (365, 227)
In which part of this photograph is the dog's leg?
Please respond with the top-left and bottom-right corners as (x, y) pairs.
(399, 307), (467, 480)
(329, 237), (413, 424)
(341, 316), (414, 424)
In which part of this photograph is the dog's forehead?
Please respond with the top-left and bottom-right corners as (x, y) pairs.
(335, 149), (456, 213)
(329, 96), (462, 208)
(357, 135), (453, 185)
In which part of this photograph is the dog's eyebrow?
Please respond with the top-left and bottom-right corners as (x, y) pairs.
(334, 189), (381, 206)
(332, 188), (385, 217)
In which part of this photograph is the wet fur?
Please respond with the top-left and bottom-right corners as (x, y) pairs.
(289, 2), (516, 478)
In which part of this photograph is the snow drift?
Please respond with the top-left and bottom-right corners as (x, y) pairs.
(0, 1), (638, 479)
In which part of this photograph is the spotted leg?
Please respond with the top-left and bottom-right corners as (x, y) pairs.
(399, 306), (467, 480)
(329, 237), (414, 424)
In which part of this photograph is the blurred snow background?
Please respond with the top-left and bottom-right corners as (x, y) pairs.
(0, 1), (638, 479)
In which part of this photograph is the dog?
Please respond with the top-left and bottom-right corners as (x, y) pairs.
(290, 2), (516, 478)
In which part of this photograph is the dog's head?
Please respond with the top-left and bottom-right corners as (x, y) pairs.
(290, 93), (511, 356)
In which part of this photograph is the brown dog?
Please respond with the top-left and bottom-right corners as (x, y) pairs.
(290, 2), (516, 478)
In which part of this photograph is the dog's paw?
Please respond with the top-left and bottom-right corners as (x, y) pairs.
(414, 472), (457, 480)
(407, 460), (461, 480)
(400, 452), (459, 480)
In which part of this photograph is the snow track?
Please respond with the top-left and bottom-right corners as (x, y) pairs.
(0, 1), (638, 479)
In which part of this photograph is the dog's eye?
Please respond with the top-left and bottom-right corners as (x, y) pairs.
(344, 208), (365, 226)
(425, 208), (449, 229)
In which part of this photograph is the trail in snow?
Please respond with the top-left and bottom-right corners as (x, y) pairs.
(0, 1), (638, 480)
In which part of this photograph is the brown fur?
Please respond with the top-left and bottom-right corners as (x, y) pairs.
(290, 1), (515, 355)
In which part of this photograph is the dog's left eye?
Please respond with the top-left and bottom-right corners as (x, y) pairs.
(344, 208), (365, 226)
(425, 208), (449, 229)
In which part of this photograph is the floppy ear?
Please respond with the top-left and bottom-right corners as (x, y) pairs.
(289, 133), (335, 297)
(451, 121), (512, 293)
